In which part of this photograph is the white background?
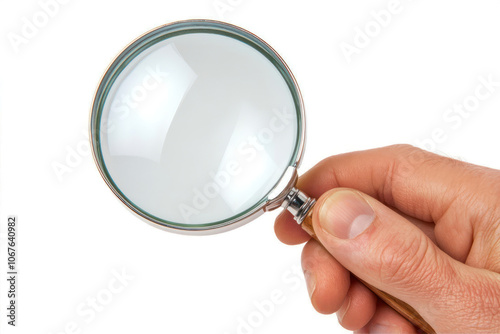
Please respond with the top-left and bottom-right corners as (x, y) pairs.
(1, 0), (500, 334)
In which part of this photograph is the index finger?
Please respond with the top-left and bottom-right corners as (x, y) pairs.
(275, 144), (497, 245)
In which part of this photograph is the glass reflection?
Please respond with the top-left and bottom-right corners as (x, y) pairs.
(99, 32), (298, 225)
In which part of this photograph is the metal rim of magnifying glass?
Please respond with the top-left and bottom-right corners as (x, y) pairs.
(89, 19), (306, 235)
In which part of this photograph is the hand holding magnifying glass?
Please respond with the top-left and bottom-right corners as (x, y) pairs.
(276, 146), (500, 334)
(89, 20), (450, 333)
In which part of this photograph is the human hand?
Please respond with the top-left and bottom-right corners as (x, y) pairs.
(275, 145), (500, 333)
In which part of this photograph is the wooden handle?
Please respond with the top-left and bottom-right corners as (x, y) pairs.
(301, 210), (436, 334)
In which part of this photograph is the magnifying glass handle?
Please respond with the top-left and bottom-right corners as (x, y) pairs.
(283, 188), (436, 334)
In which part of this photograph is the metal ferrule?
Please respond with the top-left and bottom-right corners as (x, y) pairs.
(281, 188), (316, 224)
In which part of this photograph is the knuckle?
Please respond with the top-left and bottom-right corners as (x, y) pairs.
(388, 144), (423, 161)
(301, 239), (336, 271)
(376, 232), (437, 293)
(390, 145), (425, 179)
(301, 240), (327, 270)
(387, 143), (416, 154)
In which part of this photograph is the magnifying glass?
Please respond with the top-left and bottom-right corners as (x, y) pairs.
(90, 19), (434, 333)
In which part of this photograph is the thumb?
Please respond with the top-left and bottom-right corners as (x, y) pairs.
(312, 188), (500, 333)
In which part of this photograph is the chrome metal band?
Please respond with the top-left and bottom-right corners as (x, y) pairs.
(281, 187), (316, 224)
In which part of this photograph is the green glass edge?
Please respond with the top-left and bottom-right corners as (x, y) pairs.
(91, 21), (303, 230)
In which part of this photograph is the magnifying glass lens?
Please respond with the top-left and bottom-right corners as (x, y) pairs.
(93, 23), (301, 228)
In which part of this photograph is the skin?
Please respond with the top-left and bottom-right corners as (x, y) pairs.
(274, 145), (500, 333)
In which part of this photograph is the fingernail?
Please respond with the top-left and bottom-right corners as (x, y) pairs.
(370, 324), (401, 334)
(319, 190), (375, 239)
(303, 270), (316, 299)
